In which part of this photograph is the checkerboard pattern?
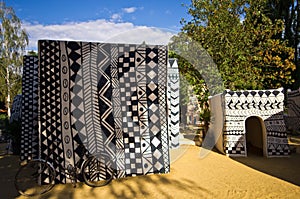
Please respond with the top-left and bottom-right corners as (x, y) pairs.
(36, 40), (170, 183)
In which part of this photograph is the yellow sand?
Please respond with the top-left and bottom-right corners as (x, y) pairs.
(1, 144), (299, 199)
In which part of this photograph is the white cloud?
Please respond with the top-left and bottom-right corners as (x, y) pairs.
(23, 20), (176, 50)
(110, 13), (122, 22)
(123, 7), (137, 14)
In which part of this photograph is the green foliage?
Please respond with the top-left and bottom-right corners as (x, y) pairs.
(264, 0), (300, 89)
(0, 2), (28, 114)
(0, 113), (8, 134)
(169, 49), (214, 126)
(180, 0), (296, 91)
(27, 50), (38, 56)
(170, 0), (297, 125)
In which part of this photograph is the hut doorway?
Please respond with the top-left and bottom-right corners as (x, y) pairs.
(245, 116), (266, 156)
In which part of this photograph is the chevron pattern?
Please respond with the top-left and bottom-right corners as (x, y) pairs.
(221, 88), (290, 157)
(37, 40), (169, 184)
(167, 59), (180, 149)
(82, 42), (104, 156)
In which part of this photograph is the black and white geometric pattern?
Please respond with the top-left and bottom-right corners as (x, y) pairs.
(167, 59), (180, 149)
(10, 94), (22, 123)
(39, 40), (66, 183)
(210, 88), (290, 157)
(38, 40), (170, 183)
(20, 56), (39, 161)
(285, 88), (300, 133)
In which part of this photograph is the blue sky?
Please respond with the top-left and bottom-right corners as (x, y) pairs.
(6, 0), (192, 50)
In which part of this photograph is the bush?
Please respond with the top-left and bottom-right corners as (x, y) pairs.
(7, 120), (22, 155)
(0, 113), (21, 154)
(0, 113), (9, 141)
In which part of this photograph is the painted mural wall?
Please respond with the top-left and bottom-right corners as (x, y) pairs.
(167, 58), (180, 148)
(286, 88), (300, 134)
(20, 56), (39, 161)
(209, 88), (290, 157)
(38, 40), (170, 182)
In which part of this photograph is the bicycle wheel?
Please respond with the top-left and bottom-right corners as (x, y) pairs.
(15, 159), (56, 196)
(82, 155), (113, 187)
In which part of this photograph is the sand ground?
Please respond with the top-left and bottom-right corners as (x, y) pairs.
(0, 143), (299, 199)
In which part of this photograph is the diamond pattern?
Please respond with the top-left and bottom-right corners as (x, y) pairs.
(35, 40), (169, 184)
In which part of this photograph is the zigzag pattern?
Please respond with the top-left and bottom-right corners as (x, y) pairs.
(97, 43), (115, 177)
(37, 40), (170, 183)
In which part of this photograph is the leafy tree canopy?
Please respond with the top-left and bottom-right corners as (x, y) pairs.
(174, 0), (296, 92)
(0, 2), (28, 115)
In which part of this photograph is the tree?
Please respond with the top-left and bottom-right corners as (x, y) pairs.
(0, 2), (28, 117)
(177, 0), (295, 91)
(169, 0), (296, 128)
(264, 0), (300, 89)
(27, 50), (37, 56)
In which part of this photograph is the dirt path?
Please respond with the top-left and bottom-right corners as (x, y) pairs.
(1, 144), (299, 199)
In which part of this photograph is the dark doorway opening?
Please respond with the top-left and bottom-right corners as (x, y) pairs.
(245, 116), (265, 156)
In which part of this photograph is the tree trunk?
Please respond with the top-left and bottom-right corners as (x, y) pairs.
(6, 65), (11, 118)
(295, 0), (300, 89)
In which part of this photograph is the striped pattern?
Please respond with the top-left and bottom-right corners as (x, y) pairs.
(37, 40), (169, 184)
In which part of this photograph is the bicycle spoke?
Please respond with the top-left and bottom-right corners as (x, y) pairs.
(82, 156), (113, 187)
(15, 160), (56, 196)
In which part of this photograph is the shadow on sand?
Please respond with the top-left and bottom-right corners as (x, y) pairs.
(231, 151), (300, 186)
(0, 145), (211, 199)
(0, 154), (20, 198)
(13, 170), (211, 199)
